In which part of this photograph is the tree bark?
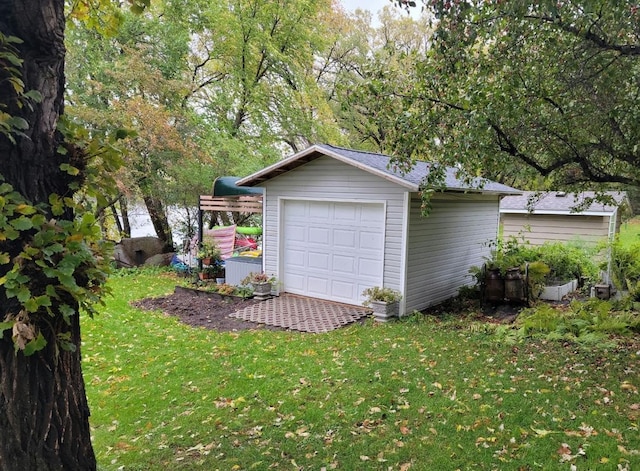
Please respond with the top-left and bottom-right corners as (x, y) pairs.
(0, 0), (97, 469)
(143, 195), (174, 251)
(0, 315), (96, 470)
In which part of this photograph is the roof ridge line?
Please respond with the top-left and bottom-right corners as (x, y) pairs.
(320, 143), (391, 159)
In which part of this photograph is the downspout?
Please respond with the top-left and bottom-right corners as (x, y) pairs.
(605, 208), (617, 285)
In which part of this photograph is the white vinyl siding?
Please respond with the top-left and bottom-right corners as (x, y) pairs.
(260, 156), (407, 297)
(404, 195), (499, 313)
(501, 213), (612, 246)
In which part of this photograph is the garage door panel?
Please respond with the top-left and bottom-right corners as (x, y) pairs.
(359, 231), (384, 250)
(307, 277), (329, 296)
(332, 254), (355, 273)
(331, 280), (356, 301)
(309, 228), (330, 244)
(334, 204), (357, 221)
(333, 229), (357, 248)
(282, 200), (384, 304)
(358, 258), (383, 276)
(285, 273), (306, 291)
(360, 205), (385, 223)
(309, 201), (330, 218)
(308, 251), (329, 270)
(284, 248), (306, 268)
(284, 224), (307, 243)
(286, 201), (307, 217)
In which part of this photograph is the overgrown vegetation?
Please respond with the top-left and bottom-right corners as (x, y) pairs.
(86, 271), (639, 470)
(609, 239), (640, 301)
(479, 237), (599, 282)
(489, 299), (640, 347)
(471, 237), (600, 302)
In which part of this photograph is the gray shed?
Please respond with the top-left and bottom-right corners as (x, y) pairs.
(237, 144), (520, 315)
(500, 191), (629, 246)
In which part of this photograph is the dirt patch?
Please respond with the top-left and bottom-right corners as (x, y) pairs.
(132, 286), (286, 332)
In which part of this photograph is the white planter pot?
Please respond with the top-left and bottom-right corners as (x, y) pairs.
(370, 300), (399, 322)
(540, 279), (578, 301)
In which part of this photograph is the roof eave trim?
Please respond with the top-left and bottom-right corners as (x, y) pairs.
(443, 187), (522, 196)
(500, 209), (615, 216)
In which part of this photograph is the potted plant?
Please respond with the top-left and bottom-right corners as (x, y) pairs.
(197, 242), (221, 266)
(198, 265), (219, 281)
(242, 272), (276, 299)
(362, 286), (402, 322)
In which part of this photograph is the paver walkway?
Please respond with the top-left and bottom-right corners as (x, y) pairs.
(231, 294), (370, 333)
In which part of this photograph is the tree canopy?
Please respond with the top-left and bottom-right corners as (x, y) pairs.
(389, 0), (640, 193)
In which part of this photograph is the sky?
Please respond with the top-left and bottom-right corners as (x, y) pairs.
(340, 0), (421, 21)
(340, 0), (390, 12)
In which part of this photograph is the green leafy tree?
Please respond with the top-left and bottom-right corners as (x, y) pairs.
(390, 0), (640, 192)
(184, 0), (338, 162)
(66, 0), (342, 243)
(66, 6), (214, 247)
(327, 6), (431, 154)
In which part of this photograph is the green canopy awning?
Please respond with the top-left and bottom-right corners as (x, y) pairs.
(212, 176), (263, 197)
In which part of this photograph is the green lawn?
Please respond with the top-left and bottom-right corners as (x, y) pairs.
(85, 271), (639, 470)
(619, 216), (640, 248)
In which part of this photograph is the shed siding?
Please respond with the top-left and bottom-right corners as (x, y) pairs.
(405, 195), (499, 312)
(259, 156), (407, 294)
(501, 214), (610, 246)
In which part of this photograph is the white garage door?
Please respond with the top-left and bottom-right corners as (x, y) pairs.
(282, 200), (385, 305)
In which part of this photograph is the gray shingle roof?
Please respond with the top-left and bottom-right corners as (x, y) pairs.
(500, 191), (628, 214)
(238, 144), (521, 195)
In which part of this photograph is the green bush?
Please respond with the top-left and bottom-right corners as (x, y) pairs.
(472, 237), (599, 296)
(609, 240), (640, 300)
(537, 241), (599, 283)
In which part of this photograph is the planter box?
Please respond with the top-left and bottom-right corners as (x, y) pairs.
(539, 279), (578, 301)
(370, 300), (399, 322)
(174, 285), (250, 301)
(251, 281), (272, 300)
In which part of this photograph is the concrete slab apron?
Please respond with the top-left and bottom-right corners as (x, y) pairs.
(230, 294), (370, 333)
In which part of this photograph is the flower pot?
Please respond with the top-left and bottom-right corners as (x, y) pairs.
(198, 272), (212, 280)
(251, 281), (272, 300)
(370, 300), (399, 322)
(216, 277), (226, 285)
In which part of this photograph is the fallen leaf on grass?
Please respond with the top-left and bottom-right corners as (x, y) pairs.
(531, 427), (562, 437)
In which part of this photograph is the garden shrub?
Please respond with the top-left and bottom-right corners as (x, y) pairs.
(472, 237), (600, 297)
(609, 240), (640, 300)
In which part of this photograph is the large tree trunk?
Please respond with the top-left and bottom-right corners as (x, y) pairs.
(0, 315), (96, 470)
(0, 0), (97, 469)
(143, 195), (174, 251)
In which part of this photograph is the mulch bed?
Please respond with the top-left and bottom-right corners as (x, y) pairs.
(132, 286), (286, 332)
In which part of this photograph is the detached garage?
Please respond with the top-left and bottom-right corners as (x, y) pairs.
(237, 144), (520, 316)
